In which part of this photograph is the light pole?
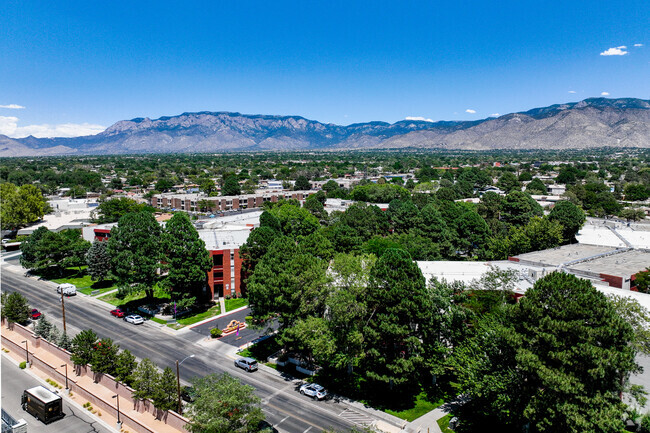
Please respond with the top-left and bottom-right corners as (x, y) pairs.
(112, 394), (121, 429)
(20, 340), (29, 367)
(60, 364), (69, 392)
(176, 354), (195, 414)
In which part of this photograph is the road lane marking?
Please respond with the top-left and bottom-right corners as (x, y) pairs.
(303, 427), (312, 433)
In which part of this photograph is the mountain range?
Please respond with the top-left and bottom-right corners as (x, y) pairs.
(1, 97), (649, 157)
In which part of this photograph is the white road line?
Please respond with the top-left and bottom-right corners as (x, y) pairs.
(277, 415), (290, 426)
(303, 427), (313, 433)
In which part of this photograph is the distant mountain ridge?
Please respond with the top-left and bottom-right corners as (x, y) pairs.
(2, 97), (649, 156)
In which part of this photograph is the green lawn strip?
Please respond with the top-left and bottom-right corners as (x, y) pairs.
(437, 413), (455, 433)
(385, 392), (444, 422)
(176, 304), (222, 326)
(78, 286), (116, 296)
(150, 317), (167, 325)
(98, 290), (145, 306)
(225, 297), (248, 312)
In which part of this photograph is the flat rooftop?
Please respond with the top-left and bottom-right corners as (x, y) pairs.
(570, 249), (650, 277)
(513, 243), (616, 267)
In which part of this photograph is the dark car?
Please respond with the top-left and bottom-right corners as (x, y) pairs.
(110, 308), (125, 318)
(31, 309), (42, 320)
(181, 386), (196, 403)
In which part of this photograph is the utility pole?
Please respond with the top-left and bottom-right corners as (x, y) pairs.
(176, 360), (181, 414)
(60, 291), (66, 332)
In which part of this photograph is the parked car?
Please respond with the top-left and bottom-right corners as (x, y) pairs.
(30, 309), (42, 320)
(124, 315), (144, 325)
(181, 386), (196, 403)
(299, 383), (328, 400)
(56, 283), (76, 296)
(110, 308), (125, 318)
(234, 357), (258, 372)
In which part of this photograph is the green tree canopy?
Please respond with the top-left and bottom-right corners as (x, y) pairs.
(107, 211), (163, 299)
(187, 373), (265, 433)
(70, 329), (99, 366)
(222, 176), (241, 196)
(0, 183), (50, 230)
(85, 240), (111, 281)
(294, 175), (311, 190)
(1, 292), (30, 324)
(162, 212), (211, 298)
(94, 197), (152, 223)
(500, 191), (543, 226)
(548, 200), (586, 242)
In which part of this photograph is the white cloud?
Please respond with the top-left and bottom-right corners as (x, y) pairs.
(601, 91), (610, 96)
(465, 109), (476, 114)
(634, 43), (643, 47)
(405, 116), (434, 122)
(489, 113), (500, 117)
(0, 104), (25, 109)
(600, 46), (628, 56)
(568, 90), (577, 94)
(0, 116), (105, 138)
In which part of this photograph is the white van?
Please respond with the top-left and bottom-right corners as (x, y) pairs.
(56, 283), (77, 296)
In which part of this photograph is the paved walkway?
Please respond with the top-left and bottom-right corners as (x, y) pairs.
(2, 324), (185, 433)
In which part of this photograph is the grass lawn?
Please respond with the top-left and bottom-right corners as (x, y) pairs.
(51, 268), (117, 296)
(225, 297), (248, 312)
(385, 392), (445, 422)
(437, 414), (455, 432)
(98, 284), (170, 307)
(176, 304), (222, 326)
(150, 317), (167, 325)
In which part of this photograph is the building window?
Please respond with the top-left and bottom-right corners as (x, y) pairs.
(213, 255), (223, 266)
(213, 271), (223, 279)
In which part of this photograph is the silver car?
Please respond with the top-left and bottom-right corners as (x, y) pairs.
(234, 357), (258, 372)
(299, 383), (328, 400)
(124, 314), (144, 325)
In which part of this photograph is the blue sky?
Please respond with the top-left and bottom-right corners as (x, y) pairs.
(1, 0), (648, 137)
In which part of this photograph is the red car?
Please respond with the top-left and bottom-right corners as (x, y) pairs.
(110, 309), (125, 318)
(31, 309), (41, 320)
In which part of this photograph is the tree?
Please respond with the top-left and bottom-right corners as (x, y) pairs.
(94, 197), (150, 223)
(70, 329), (98, 366)
(187, 373), (265, 433)
(298, 230), (335, 261)
(107, 212), (163, 299)
(155, 178), (174, 192)
(387, 199), (421, 234)
(57, 332), (73, 351)
(85, 240), (111, 281)
(280, 317), (336, 367)
(132, 358), (161, 401)
(363, 249), (430, 390)
(548, 200), (586, 242)
(608, 295), (650, 355)
(624, 183), (650, 201)
(455, 210), (490, 256)
(525, 178), (548, 194)
(153, 367), (178, 411)
(239, 226), (280, 274)
(500, 191), (543, 226)
(294, 175), (311, 191)
(91, 338), (119, 376)
(20, 228), (90, 276)
(35, 314), (55, 340)
(1, 292), (30, 324)
(200, 179), (217, 196)
(269, 204), (319, 238)
(162, 212), (212, 298)
(0, 183), (49, 230)
(635, 268), (650, 293)
(222, 176), (241, 196)
(620, 208), (646, 222)
(259, 211), (282, 233)
(114, 349), (138, 386)
(454, 272), (637, 432)
(497, 172), (521, 192)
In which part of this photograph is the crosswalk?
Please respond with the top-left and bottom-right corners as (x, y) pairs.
(338, 408), (375, 426)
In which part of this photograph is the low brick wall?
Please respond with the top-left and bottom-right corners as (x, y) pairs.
(1, 322), (188, 433)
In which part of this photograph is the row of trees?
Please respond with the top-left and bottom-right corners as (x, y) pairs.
(0, 182), (50, 230)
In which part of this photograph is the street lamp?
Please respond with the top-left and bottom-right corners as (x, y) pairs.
(112, 394), (121, 429)
(20, 340), (29, 366)
(176, 354), (195, 414)
(60, 364), (69, 391)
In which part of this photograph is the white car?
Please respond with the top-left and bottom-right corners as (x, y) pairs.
(124, 314), (144, 325)
(299, 383), (328, 400)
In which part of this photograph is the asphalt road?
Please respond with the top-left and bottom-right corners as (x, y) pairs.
(1, 354), (114, 433)
(190, 308), (278, 347)
(0, 266), (358, 433)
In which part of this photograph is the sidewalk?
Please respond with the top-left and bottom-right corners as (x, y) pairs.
(1, 323), (187, 433)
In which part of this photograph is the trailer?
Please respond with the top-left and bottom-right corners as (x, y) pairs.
(21, 386), (64, 424)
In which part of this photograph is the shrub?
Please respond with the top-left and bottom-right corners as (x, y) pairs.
(210, 328), (222, 338)
(19, 361), (26, 369)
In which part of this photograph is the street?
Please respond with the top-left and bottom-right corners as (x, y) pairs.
(0, 264), (363, 433)
(1, 354), (114, 433)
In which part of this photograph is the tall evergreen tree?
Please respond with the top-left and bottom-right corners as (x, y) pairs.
(85, 240), (111, 281)
(154, 367), (178, 411)
(114, 349), (138, 386)
(132, 358), (161, 401)
(107, 211), (162, 299)
(162, 212), (211, 298)
(70, 329), (98, 366)
(363, 249), (430, 391)
(91, 338), (119, 376)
